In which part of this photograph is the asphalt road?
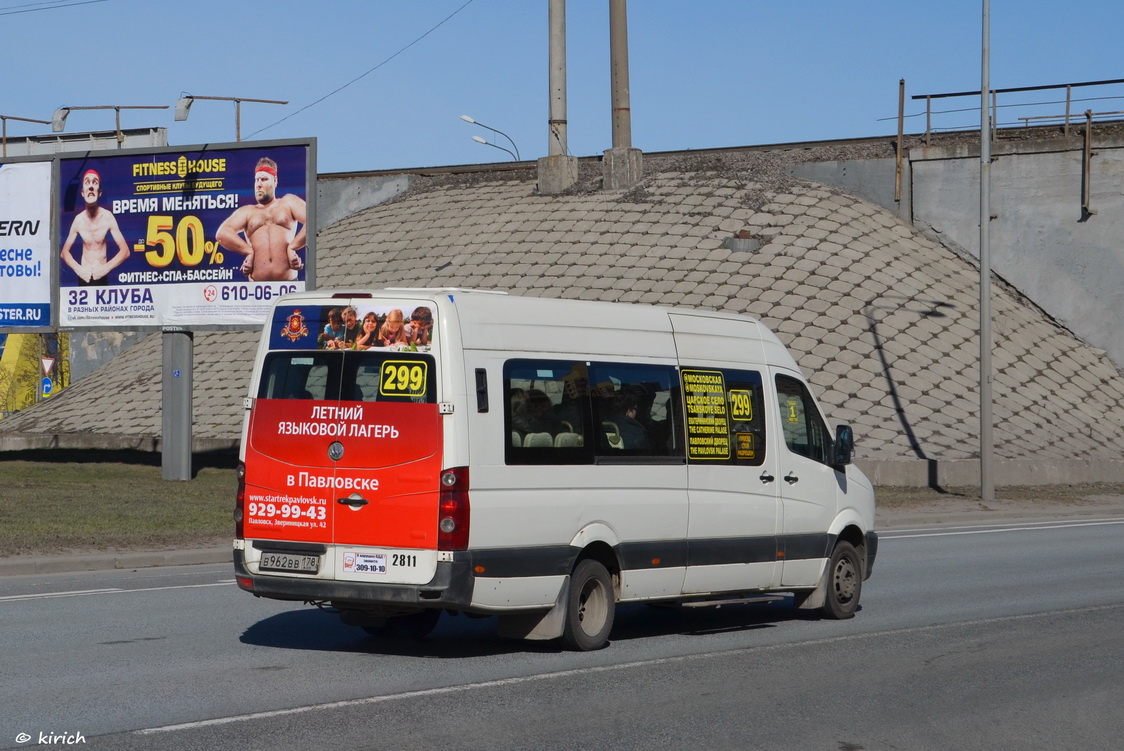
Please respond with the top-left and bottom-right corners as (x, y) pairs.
(2, 516), (1122, 750)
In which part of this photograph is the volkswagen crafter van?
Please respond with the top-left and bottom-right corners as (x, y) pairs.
(234, 289), (877, 650)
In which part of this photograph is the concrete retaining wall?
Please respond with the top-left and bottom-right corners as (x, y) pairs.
(316, 172), (412, 230)
(909, 137), (1124, 368)
(790, 136), (1124, 370)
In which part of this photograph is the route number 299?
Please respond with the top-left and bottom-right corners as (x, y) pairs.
(729, 389), (754, 420)
(380, 361), (427, 397)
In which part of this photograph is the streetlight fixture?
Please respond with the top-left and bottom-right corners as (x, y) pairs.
(175, 94), (288, 142)
(52, 105), (169, 144)
(471, 134), (517, 161)
(0, 113), (51, 157)
(460, 114), (520, 160)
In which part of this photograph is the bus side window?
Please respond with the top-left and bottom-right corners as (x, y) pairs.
(504, 360), (592, 464)
(587, 363), (680, 457)
(775, 374), (830, 465)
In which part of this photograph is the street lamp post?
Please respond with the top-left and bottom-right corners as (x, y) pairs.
(0, 113), (51, 156)
(52, 105), (169, 144)
(460, 115), (521, 160)
(175, 95), (288, 141)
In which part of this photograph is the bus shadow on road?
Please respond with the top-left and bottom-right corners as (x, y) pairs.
(609, 599), (805, 641)
(239, 608), (557, 658)
(240, 596), (828, 657)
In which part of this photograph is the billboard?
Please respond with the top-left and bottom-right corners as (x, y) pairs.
(0, 160), (53, 331)
(57, 140), (314, 329)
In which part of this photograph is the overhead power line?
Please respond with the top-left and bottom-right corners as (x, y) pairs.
(246, 0), (477, 140)
(0, 0), (109, 16)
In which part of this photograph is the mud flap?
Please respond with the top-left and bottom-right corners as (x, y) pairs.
(793, 561), (829, 610)
(497, 576), (570, 641)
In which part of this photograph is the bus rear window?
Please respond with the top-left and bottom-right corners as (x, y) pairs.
(259, 351), (436, 404)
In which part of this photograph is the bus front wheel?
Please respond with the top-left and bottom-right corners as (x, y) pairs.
(821, 541), (861, 620)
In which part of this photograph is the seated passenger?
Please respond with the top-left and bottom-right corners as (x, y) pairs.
(609, 393), (650, 450)
(513, 389), (565, 436)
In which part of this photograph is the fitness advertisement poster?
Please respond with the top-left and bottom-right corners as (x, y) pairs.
(57, 140), (313, 329)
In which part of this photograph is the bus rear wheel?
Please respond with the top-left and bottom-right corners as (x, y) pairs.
(562, 559), (615, 651)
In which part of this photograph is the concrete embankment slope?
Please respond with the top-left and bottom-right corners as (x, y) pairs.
(2, 155), (1123, 485)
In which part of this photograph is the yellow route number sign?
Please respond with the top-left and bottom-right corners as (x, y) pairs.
(380, 360), (428, 398)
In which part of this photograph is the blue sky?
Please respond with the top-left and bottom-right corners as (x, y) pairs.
(2, 0), (1121, 174)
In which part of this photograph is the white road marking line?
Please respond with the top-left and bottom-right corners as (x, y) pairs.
(881, 518), (1124, 539)
(0, 588), (121, 601)
(0, 581), (233, 602)
(135, 602), (1124, 736)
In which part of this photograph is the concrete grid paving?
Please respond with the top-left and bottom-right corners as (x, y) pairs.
(2, 167), (1123, 484)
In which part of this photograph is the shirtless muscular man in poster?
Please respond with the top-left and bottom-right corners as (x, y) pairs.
(60, 169), (130, 285)
(217, 157), (306, 281)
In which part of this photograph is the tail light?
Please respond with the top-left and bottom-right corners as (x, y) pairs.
(438, 467), (470, 551)
(234, 461), (246, 539)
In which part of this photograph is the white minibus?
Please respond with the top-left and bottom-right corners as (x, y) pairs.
(234, 289), (878, 650)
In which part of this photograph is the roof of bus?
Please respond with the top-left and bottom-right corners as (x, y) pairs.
(280, 288), (799, 370)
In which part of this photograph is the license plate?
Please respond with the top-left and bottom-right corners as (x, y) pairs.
(259, 552), (320, 574)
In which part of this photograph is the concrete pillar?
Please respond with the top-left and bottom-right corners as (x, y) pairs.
(539, 0), (578, 194)
(161, 330), (193, 481)
(538, 154), (579, 195)
(603, 0), (642, 190)
(602, 147), (643, 191)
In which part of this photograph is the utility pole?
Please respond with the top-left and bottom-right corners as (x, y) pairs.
(537, 0), (579, 194)
(602, 0), (642, 189)
(979, 0), (995, 501)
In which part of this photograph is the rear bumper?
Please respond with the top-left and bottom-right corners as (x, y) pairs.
(233, 549), (475, 610)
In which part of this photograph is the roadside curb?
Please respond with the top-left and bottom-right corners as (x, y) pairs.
(0, 546), (229, 577)
(874, 494), (1124, 530)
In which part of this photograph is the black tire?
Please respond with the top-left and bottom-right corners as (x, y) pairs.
(364, 609), (442, 639)
(561, 559), (615, 651)
(820, 541), (862, 619)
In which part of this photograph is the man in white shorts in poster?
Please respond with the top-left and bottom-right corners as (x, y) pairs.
(60, 169), (130, 285)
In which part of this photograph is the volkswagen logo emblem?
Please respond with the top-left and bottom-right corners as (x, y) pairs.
(328, 441), (344, 461)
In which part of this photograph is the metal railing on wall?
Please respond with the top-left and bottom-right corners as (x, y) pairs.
(890, 78), (1124, 204)
(899, 78), (1124, 145)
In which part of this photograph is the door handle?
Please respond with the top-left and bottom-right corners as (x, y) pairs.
(784, 473), (799, 485)
(759, 472), (775, 484)
(338, 493), (369, 507)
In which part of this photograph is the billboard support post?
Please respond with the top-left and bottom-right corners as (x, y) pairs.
(161, 331), (193, 481)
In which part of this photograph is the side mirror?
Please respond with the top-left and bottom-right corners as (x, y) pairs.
(833, 424), (854, 466)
